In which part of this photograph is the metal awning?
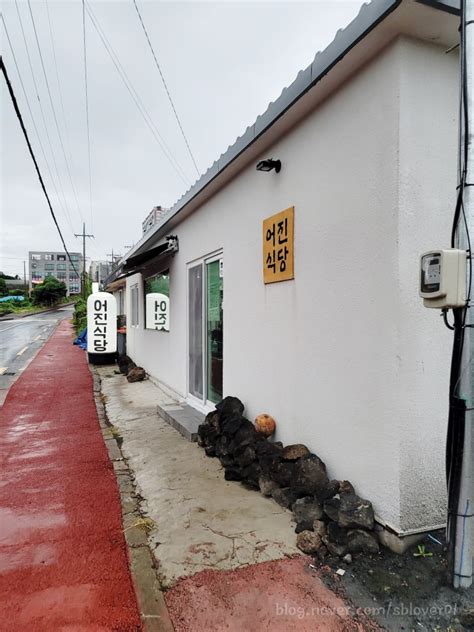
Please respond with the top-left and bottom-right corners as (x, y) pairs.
(123, 236), (178, 271)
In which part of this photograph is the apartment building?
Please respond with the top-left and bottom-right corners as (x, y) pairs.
(29, 251), (82, 295)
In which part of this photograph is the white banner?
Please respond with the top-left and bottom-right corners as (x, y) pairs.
(146, 293), (170, 331)
(87, 292), (117, 353)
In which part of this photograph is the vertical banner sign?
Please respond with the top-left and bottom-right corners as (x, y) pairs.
(87, 292), (117, 354)
(263, 206), (294, 284)
(146, 293), (170, 331)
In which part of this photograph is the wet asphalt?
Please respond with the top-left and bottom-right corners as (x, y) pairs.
(0, 306), (73, 406)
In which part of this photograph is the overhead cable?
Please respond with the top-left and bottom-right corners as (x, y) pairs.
(1, 56), (80, 277)
(132, 0), (200, 177)
(85, 2), (192, 188)
(13, 0), (74, 231)
(0, 13), (75, 237)
(27, 0), (84, 223)
(82, 0), (93, 231)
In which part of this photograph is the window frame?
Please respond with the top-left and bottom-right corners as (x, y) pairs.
(131, 284), (139, 327)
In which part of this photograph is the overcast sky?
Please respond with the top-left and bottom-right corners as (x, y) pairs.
(1, 0), (364, 277)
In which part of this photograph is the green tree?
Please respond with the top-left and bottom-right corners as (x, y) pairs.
(32, 276), (67, 306)
(0, 278), (7, 296)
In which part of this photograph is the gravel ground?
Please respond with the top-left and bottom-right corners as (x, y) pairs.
(314, 531), (474, 631)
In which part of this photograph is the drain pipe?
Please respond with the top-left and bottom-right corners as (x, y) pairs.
(453, 0), (474, 590)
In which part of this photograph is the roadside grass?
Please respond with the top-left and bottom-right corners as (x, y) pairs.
(0, 297), (77, 318)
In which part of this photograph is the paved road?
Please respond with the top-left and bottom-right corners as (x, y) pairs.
(0, 306), (73, 406)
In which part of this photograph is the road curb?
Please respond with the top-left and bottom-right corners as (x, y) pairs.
(90, 366), (175, 632)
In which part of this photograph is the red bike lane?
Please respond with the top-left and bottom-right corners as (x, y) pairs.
(0, 320), (141, 631)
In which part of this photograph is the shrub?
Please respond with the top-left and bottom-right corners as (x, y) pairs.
(73, 298), (87, 333)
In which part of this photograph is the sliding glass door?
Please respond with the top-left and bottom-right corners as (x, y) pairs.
(188, 255), (223, 407)
(188, 264), (203, 400)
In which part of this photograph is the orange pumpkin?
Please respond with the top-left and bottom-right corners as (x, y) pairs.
(255, 413), (276, 437)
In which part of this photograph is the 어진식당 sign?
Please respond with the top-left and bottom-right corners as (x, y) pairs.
(87, 292), (117, 354)
(146, 293), (169, 331)
(263, 206), (294, 284)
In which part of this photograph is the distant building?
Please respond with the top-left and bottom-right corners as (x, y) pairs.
(29, 251), (82, 295)
(142, 206), (167, 235)
(89, 260), (112, 286)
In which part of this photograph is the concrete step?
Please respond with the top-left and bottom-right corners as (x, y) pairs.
(156, 402), (204, 442)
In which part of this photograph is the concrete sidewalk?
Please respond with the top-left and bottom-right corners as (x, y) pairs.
(99, 368), (380, 631)
(0, 321), (141, 631)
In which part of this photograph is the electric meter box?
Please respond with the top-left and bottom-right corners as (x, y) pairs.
(419, 249), (467, 308)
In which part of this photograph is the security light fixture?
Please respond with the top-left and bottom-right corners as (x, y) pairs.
(256, 158), (281, 173)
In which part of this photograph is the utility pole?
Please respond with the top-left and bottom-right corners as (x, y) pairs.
(23, 260), (26, 295)
(107, 251), (123, 271)
(75, 222), (94, 298)
(450, 0), (474, 589)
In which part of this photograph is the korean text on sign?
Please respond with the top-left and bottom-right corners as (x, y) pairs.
(86, 292), (117, 354)
(262, 206), (294, 284)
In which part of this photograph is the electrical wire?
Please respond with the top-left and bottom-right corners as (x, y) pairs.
(446, 0), (472, 584)
(13, 0), (75, 232)
(1, 56), (80, 278)
(44, 0), (79, 238)
(26, 0), (84, 224)
(84, 2), (192, 188)
(132, 0), (200, 178)
(82, 0), (93, 232)
(0, 13), (75, 238)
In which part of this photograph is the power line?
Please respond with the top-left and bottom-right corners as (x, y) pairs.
(44, 0), (79, 237)
(84, 2), (192, 188)
(132, 0), (200, 178)
(13, 0), (75, 233)
(27, 0), (84, 224)
(82, 0), (93, 231)
(1, 56), (79, 278)
(0, 13), (75, 238)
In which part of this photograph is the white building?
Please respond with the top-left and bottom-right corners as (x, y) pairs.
(89, 260), (112, 286)
(142, 206), (168, 235)
(109, 0), (461, 544)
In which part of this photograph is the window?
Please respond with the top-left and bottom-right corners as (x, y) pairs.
(57, 263), (66, 271)
(69, 284), (80, 294)
(32, 273), (43, 281)
(70, 254), (79, 261)
(44, 254), (54, 261)
(45, 263), (54, 271)
(57, 254), (66, 261)
(57, 273), (66, 281)
(145, 271), (170, 331)
(31, 254), (41, 261)
(131, 284), (139, 327)
(69, 274), (79, 281)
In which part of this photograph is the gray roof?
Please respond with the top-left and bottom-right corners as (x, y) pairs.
(121, 0), (459, 265)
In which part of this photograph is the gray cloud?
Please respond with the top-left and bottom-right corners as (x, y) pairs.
(1, 0), (363, 275)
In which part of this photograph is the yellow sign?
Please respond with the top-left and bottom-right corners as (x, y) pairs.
(263, 207), (294, 284)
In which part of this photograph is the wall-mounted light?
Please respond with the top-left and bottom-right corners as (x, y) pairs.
(256, 158), (281, 173)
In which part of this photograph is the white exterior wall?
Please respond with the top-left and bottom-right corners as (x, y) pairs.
(126, 37), (458, 533)
(397, 37), (458, 531)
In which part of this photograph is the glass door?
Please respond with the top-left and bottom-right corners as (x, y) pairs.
(206, 259), (223, 404)
(187, 255), (223, 408)
(188, 264), (203, 400)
